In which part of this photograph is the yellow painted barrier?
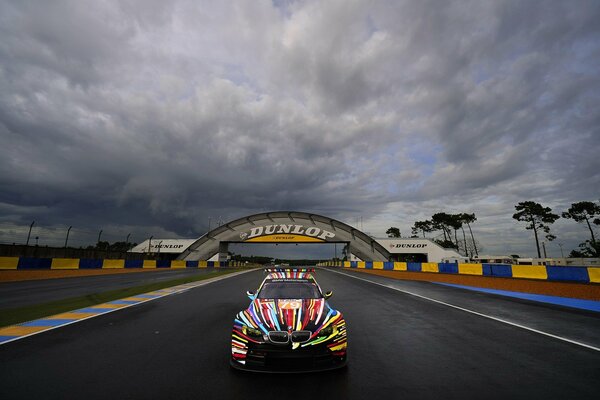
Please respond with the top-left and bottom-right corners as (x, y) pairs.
(199, 260), (208, 268)
(171, 260), (186, 269)
(343, 261), (351, 268)
(357, 262), (365, 269)
(214, 262), (221, 268)
(421, 262), (439, 273)
(102, 259), (124, 269)
(51, 258), (79, 270)
(458, 263), (483, 275)
(511, 265), (547, 280)
(393, 262), (407, 271)
(143, 260), (156, 269)
(588, 267), (600, 283)
(373, 261), (384, 270)
(0, 256), (19, 270)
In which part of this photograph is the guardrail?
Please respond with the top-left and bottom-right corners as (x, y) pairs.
(0, 257), (245, 270)
(318, 261), (600, 284)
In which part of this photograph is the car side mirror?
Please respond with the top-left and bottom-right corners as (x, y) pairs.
(324, 291), (333, 299)
(246, 290), (256, 299)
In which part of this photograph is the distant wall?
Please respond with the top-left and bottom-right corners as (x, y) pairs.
(0, 244), (153, 260)
(0, 257), (246, 270)
(323, 261), (600, 284)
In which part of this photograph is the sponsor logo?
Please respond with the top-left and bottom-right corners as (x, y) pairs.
(239, 224), (335, 241)
(389, 243), (427, 249)
(150, 244), (185, 249)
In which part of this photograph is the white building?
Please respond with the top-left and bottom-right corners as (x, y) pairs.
(372, 238), (466, 263)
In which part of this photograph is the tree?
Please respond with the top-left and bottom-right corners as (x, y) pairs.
(386, 227), (401, 238)
(460, 213), (479, 257)
(431, 213), (457, 249)
(447, 214), (465, 255)
(412, 220), (433, 238)
(562, 201), (600, 256)
(512, 201), (560, 258)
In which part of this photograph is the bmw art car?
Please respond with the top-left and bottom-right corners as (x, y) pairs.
(231, 268), (347, 372)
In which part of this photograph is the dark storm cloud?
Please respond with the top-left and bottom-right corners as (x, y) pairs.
(0, 0), (598, 255)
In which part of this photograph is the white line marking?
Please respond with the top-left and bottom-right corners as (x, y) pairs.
(0, 269), (255, 346)
(328, 268), (600, 352)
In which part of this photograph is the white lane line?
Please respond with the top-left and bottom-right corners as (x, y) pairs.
(328, 269), (600, 353)
(0, 269), (255, 346)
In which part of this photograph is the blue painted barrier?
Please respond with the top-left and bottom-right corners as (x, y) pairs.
(79, 259), (103, 269)
(124, 259), (143, 268)
(17, 258), (52, 269)
(438, 263), (458, 274)
(407, 262), (421, 272)
(546, 266), (589, 283)
(490, 264), (512, 278)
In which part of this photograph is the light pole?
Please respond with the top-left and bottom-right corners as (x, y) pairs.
(26, 220), (35, 246)
(64, 226), (72, 248)
(156, 240), (163, 259)
(542, 241), (548, 259)
(558, 243), (565, 258)
(97, 229), (103, 245)
(148, 236), (153, 254)
(126, 233), (131, 248)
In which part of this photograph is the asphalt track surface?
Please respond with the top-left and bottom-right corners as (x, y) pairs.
(1, 269), (599, 400)
(0, 269), (217, 309)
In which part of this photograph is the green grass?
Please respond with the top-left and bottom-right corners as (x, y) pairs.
(0, 269), (245, 328)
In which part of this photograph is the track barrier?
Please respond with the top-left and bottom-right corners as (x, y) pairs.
(0, 257), (245, 270)
(313, 260), (600, 284)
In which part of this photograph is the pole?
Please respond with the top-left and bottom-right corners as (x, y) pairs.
(98, 229), (103, 244)
(26, 221), (35, 246)
(558, 243), (564, 258)
(64, 226), (72, 248)
(542, 241), (547, 259)
(126, 233), (131, 246)
(157, 240), (163, 259)
(148, 236), (153, 254)
(208, 217), (212, 233)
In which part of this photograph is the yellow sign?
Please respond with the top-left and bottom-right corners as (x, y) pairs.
(245, 234), (324, 243)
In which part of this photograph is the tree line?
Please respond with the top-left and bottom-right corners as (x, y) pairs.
(387, 213), (479, 257)
(386, 200), (600, 258)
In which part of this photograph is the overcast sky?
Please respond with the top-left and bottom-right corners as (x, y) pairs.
(1, 0), (599, 258)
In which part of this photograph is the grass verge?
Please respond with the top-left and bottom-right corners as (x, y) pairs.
(0, 269), (245, 328)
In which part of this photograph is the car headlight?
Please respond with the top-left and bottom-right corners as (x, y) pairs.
(242, 325), (262, 337)
(318, 325), (334, 337)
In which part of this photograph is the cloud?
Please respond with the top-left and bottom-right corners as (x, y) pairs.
(0, 0), (598, 256)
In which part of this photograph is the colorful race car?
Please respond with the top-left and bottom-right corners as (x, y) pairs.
(230, 268), (347, 372)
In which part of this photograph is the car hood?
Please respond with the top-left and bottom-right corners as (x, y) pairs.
(237, 298), (340, 333)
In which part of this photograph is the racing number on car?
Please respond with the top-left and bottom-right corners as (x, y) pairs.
(278, 299), (302, 310)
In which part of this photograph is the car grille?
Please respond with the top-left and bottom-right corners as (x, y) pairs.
(291, 330), (311, 343)
(268, 331), (289, 344)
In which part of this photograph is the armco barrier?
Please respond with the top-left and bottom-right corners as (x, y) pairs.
(342, 261), (599, 284)
(0, 257), (240, 270)
(546, 266), (589, 283)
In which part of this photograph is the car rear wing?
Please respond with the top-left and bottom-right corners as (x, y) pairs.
(263, 268), (315, 273)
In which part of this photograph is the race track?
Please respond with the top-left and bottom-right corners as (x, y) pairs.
(1, 268), (599, 399)
(0, 269), (217, 309)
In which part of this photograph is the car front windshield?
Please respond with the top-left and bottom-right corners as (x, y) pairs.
(258, 282), (321, 299)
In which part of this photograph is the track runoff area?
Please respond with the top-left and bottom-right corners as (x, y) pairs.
(1, 268), (599, 399)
